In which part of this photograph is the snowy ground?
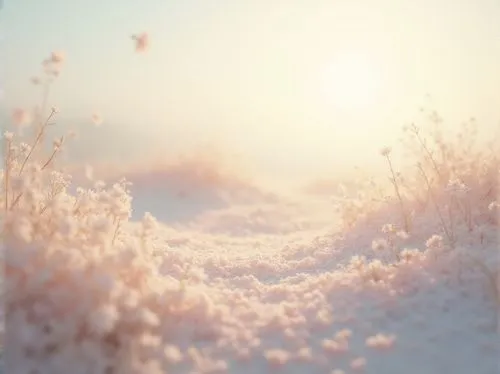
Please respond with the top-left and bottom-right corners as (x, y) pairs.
(4, 9), (500, 371)
(108, 187), (500, 374)
(3, 122), (499, 374)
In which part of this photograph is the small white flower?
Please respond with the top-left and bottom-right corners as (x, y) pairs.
(446, 178), (470, 195)
(50, 51), (65, 64)
(426, 234), (443, 249)
(349, 255), (366, 270)
(3, 131), (13, 141)
(381, 224), (396, 234)
(53, 137), (64, 150)
(400, 248), (420, 263)
(488, 201), (500, 211)
(19, 142), (31, 155)
(94, 180), (106, 190)
(380, 147), (391, 156)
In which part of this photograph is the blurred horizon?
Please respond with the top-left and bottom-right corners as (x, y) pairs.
(3, 0), (500, 186)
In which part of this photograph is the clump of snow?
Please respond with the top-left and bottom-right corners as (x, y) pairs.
(365, 333), (396, 350)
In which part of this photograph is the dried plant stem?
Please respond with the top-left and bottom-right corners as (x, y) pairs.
(418, 164), (454, 246)
(41, 144), (62, 171)
(111, 219), (121, 246)
(384, 154), (410, 232)
(10, 110), (58, 211)
(19, 108), (57, 175)
(4, 139), (12, 211)
(9, 193), (23, 211)
(411, 124), (444, 183)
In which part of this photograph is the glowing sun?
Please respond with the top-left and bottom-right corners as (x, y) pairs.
(321, 53), (382, 111)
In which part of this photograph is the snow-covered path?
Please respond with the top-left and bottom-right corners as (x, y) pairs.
(120, 200), (499, 374)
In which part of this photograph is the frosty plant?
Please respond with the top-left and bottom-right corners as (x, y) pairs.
(3, 131), (13, 210)
(18, 107), (60, 173)
(489, 201), (500, 224)
(4, 51), (66, 214)
(372, 224), (409, 262)
(417, 162), (455, 247)
(380, 147), (411, 233)
(30, 51), (65, 151)
(384, 224), (409, 260)
(6, 106), (63, 213)
(446, 178), (473, 232)
(137, 211), (159, 253)
(406, 123), (444, 184)
(3, 107), (60, 213)
(0, 46), (205, 374)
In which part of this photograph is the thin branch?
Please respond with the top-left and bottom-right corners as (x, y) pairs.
(19, 108), (57, 175)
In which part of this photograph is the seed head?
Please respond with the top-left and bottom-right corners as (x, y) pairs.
(380, 147), (391, 157)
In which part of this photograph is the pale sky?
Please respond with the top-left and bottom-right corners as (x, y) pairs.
(3, 0), (500, 181)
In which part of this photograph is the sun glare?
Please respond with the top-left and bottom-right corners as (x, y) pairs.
(321, 52), (382, 111)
